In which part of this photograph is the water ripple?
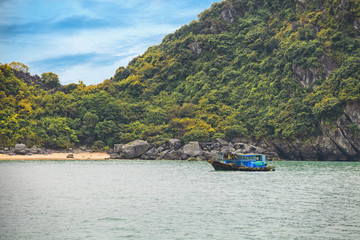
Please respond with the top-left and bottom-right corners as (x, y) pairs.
(1, 160), (360, 239)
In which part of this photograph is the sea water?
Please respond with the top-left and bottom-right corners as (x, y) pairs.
(1, 160), (360, 239)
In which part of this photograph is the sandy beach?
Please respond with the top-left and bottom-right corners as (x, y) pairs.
(0, 152), (110, 161)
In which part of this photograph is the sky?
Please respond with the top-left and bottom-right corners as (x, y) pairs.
(0, 0), (219, 85)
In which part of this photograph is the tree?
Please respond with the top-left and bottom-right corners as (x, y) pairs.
(95, 120), (117, 139)
(41, 72), (60, 89)
(9, 62), (29, 73)
(37, 117), (78, 149)
(79, 112), (99, 144)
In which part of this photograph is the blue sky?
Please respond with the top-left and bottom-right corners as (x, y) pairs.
(0, 0), (219, 85)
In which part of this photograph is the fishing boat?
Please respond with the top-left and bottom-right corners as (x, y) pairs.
(208, 152), (275, 171)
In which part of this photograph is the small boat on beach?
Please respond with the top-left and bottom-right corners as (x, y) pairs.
(208, 152), (275, 171)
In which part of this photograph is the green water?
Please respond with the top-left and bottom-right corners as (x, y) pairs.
(1, 160), (359, 239)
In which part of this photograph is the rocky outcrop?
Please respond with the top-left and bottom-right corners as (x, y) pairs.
(113, 140), (150, 159)
(265, 102), (360, 161)
(199, 3), (237, 35)
(320, 54), (337, 78)
(323, 102), (360, 158)
(221, 4), (237, 23)
(292, 65), (322, 88)
(292, 54), (337, 88)
(188, 41), (202, 55)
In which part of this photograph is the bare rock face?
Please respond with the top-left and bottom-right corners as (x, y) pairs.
(316, 136), (344, 161)
(266, 102), (360, 161)
(314, 102), (360, 161)
(353, 17), (360, 35)
(292, 65), (322, 88)
(332, 102), (360, 154)
(320, 54), (337, 78)
(113, 144), (123, 152)
(188, 41), (202, 55)
(292, 54), (337, 88)
(320, 122), (357, 159)
(221, 4), (237, 23)
(344, 101), (360, 127)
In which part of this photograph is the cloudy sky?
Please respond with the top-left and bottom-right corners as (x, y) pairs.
(0, 0), (219, 85)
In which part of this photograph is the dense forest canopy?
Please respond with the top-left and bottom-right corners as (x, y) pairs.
(1, 0), (360, 150)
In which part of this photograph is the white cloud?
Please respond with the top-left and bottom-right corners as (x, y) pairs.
(50, 2), (99, 24)
(1, 0), (219, 85)
(25, 23), (179, 84)
(3, 21), (178, 62)
(59, 23), (178, 55)
(58, 54), (137, 85)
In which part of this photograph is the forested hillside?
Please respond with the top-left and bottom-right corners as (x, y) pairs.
(1, 0), (360, 157)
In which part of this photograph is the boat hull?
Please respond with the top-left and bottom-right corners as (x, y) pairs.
(208, 160), (275, 171)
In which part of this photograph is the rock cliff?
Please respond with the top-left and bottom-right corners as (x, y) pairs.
(265, 101), (360, 161)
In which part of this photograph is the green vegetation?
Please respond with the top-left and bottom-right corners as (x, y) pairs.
(1, 0), (360, 149)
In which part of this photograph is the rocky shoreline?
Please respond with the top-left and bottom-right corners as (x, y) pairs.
(0, 139), (280, 161)
(109, 132), (360, 161)
(110, 138), (280, 161)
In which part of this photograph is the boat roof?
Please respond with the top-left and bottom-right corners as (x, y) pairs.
(235, 153), (263, 157)
(217, 152), (263, 156)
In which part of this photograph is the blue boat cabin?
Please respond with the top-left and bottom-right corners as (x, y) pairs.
(215, 152), (267, 168)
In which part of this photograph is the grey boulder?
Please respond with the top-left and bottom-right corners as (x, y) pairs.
(14, 143), (27, 155)
(183, 141), (203, 157)
(116, 140), (150, 159)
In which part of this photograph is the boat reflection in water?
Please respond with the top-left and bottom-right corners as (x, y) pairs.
(208, 152), (275, 171)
